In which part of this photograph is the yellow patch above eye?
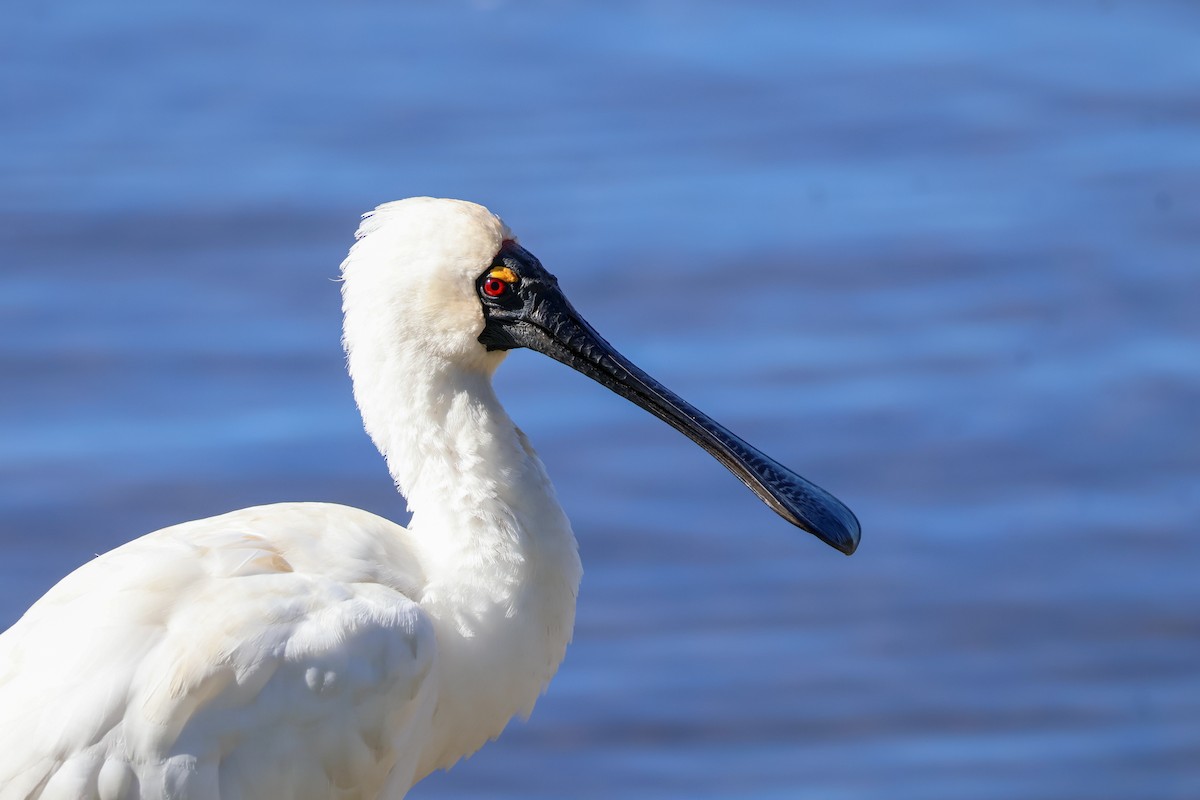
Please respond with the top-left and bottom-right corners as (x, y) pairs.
(488, 266), (519, 284)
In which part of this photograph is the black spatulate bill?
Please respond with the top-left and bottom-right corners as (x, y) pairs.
(476, 241), (861, 555)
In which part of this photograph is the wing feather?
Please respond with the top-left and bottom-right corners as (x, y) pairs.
(0, 503), (437, 800)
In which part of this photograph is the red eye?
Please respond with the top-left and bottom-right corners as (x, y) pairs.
(482, 277), (508, 297)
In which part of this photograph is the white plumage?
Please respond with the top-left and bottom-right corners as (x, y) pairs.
(0, 505), (440, 798)
(0, 199), (582, 799)
(0, 197), (858, 799)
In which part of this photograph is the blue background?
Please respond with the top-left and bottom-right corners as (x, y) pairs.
(2, 2), (1198, 797)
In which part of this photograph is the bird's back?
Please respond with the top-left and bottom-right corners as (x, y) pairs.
(0, 503), (438, 800)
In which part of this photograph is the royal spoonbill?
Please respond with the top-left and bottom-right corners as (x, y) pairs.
(0, 198), (859, 799)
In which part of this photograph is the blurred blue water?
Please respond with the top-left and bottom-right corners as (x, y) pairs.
(2, 1), (1198, 797)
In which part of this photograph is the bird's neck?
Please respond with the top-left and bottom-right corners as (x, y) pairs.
(352, 352), (583, 774)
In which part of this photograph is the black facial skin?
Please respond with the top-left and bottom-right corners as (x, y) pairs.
(477, 241), (861, 555)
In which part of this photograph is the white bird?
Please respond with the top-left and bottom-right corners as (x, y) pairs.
(0, 198), (859, 799)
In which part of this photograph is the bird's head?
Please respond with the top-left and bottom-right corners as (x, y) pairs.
(340, 197), (515, 372)
(341, 197), (860, 555)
